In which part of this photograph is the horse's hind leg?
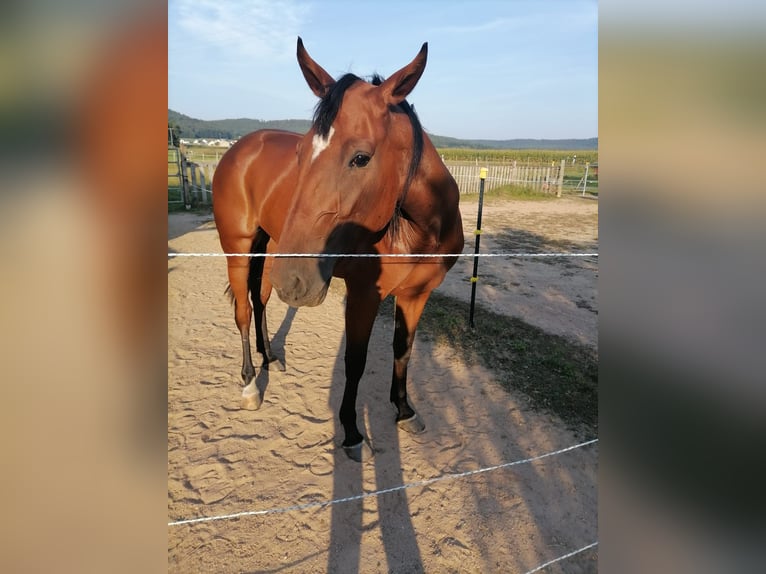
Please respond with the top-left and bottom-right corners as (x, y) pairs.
(224, 250), (256, 390)
(390, 293), (429, 434)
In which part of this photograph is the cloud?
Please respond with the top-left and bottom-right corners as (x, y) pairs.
(430, 17), (521, 36)
(174, 0), (310, 61)
(428, 3), (596, 38)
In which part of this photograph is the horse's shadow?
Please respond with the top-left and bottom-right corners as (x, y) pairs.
(326, 313), (424, 573)
(269, 304), (298, 370)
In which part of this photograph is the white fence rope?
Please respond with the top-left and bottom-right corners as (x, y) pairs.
(168, 438), (597, 527)
(168, 252), (598, 259)
(523, 541), (599, 574)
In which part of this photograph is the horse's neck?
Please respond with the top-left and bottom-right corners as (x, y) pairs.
(402, 140), (447, 216)
(385, 153), (441, 250)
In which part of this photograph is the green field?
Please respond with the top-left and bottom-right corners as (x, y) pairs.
(436, 147), (597, 165)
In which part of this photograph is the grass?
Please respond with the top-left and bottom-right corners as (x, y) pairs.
(168, 200), (189, 213)
(459, 184), (558, 203)
(380, 292), (598, 437)
(458, 182), (598, 203)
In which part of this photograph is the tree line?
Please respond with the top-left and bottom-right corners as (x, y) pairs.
(168, 109), (597, 151)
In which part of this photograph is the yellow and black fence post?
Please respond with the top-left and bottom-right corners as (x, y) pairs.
(469, 167), (487, 328)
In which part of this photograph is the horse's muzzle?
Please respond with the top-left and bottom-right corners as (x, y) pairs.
(271, 258), (333, 308)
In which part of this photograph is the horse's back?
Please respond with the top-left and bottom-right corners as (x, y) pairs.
(213, 130), (300, 241)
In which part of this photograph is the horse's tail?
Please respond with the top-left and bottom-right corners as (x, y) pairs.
(224, 283), (235, 306)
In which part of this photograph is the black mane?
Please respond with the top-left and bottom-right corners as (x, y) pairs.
(370, 74), (424, 205)
(312, 73), (423, 214)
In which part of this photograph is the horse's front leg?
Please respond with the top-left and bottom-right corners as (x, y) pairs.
(340, 284), (381, 462)
(251, 237), (284, 370)
(390, 292), (430, 434)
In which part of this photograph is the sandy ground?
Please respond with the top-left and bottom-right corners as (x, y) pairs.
(439, 198), (598, 349)
(168, 197), (598, 573)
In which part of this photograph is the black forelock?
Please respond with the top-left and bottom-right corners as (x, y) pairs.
(312, 73), (361, 138)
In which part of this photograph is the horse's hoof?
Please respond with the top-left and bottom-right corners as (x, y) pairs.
(240, 382), (262, 410)
(397, 413), (425, 434)
(342, 440), (374, 462)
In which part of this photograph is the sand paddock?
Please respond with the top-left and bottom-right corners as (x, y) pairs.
(168, 197), (598, 572)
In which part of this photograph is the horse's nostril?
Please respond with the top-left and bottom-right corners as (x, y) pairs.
(288, 273), (305, 298)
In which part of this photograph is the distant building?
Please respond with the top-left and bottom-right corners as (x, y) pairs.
(180, 138), (234, 147)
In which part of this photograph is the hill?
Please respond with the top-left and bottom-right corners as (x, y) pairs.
(169, 109), (597, 150)
(168, 110), (311, 139)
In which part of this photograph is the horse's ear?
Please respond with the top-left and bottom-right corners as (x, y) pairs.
(297, 37), (335, 98)
(379, 42), (428, 105)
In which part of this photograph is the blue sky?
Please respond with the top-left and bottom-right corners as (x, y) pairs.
(168, 0), (597, 140)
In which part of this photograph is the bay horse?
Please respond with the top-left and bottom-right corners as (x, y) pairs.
(213, 38), (464, 461)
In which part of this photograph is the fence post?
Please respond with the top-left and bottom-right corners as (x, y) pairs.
(581, 162), (590, 196)
(557, 159), (565, 197)
(193, 164), (202, 203)
(198, 170), (207, 204)
(469, 167), (487, 328)
(190, 164), (198, 203)
(181, 157), (191, 210)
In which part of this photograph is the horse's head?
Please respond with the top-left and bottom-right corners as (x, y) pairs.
(270, 38), (428, 307)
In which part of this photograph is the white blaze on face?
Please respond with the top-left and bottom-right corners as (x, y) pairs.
(311, 126), (334, 162)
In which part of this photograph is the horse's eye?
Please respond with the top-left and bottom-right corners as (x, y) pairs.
(349, 153), (371, 168)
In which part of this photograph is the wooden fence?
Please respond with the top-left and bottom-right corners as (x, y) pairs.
(184, 161), (213, 205)
(168, 146), (213, 208)
(444, 160), (567, 195)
